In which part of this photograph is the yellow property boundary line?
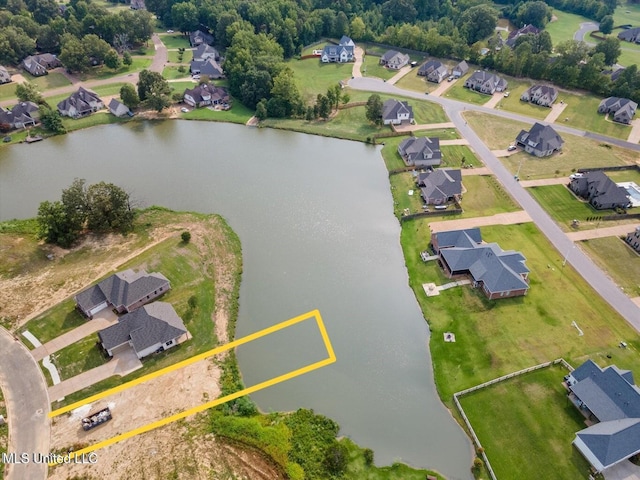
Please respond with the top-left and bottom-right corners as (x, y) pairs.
(48, 309), (335, 465)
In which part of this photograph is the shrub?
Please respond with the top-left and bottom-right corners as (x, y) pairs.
(181, 231), (191, 243)
(363, 447), (374, 466)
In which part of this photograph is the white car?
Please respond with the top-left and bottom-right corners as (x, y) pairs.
(504, 91), (510, 97)
(192, 74), (201, 80)
(507, 145), (517, 151)
(181, 107), (189, 113)
(166, 29), (174, 33)
(569, 173), (583, 180)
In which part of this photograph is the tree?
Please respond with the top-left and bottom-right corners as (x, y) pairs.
(39, 106), (66, 134)
(15, 82), (45, 104)
(37, 200), (80, 248)
(60, 178), (88, 232)
(85, 182), (134, 233)
(599, 14), (614, 35)
(594, 36), (621, 65)
(458, 4), (498, 44)
(122, 51), (132, 66)
(120, 83), (139, 109)
(137, 69), (170, 101)
(516, 1), (552, 28)
(255, 98), (268, 120)
(363, 448), (374, 467)
(270, 68), (302, 117)
(59, 33), (88, 73)
(323, 441), (348, 476)
(316, 93), (331, 119)
(181, 231), (191, 243)
(144, 83), (171, 112)
(365, 94), (383, 125)
(350, 16), (366, 40)
(104, 48), (121, 69)
(171, 2), (198, 33)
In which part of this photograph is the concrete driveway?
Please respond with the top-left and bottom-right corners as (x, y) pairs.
(605, 460), (640, 480)
(0, 327), (49, 480)
(47, 347), (142, 401)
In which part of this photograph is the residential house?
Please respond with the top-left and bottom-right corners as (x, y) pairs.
(192, 44), (219, 62)
(190, 58), (224, 78)
(0, 66), (11, 84)
(626, 226), (640, 253)
(618, 27), (640, 43)
(57, 87), (104, 119)
(75, 268), (171, 319)
(0, 102), (38, 129)
(397, 136), (441, 167)
(21, 53), (61, 76)
(98, 302), (187, 359)
(418, 60), (449, 83)
(464, 71), (508, 94)
(129, 0), (145, 9)
(520, 85), (558, 107)
(320, 36), (355, 63)
(108, 98), (132, 117)
(431, 228), (530, 299)
(189, 29), (213, 47)
(505, 24), (540, 48)
(183, 83), (229, 108)
(603, 66), (625, 82)
(598, 97), (638, 124)
(416, 169), (462, 205)
(565, 359), (640, 473)
(452, 60), (469, 78)
(515, 122), (564, 157)
(569, 171), (631, 210)
(379, 50), (410, 70)
(381, 99), (413, 125)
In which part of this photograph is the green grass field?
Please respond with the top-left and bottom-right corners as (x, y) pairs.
(444, 81), (493, 105)
(527, 184), (605, 229)
(441, 145), (482, 168)
(159, 34), (192, 50)
(26, 72), (72, 90)
(288, 58), (353, 103)
(167, 50), (189, 64)
(361, 56), (398, 81)
(545, 9), (591, 45)
(77, 57), (152, 81)
(62, 111), (130, 133)
(51, 334), (107, 383)
(459, 364), (592, 480)
(495, 79), (551, 120)
(182, 102), (254, 124)
(613, 1), (640, 29)
(560, 91), (632, 139)
(410, 128), (459, 139)
(394, 69), (433, 93)
(579, 236), (640, 296)
(20, 299), (86, 345)
(389, 172), (425, 217)
(162, 66), (190, 80)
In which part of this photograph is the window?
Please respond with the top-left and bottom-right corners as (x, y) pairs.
(166, 340), (173, 346)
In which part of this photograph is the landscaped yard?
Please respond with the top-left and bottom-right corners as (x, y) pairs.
(579, 236), (640, 297)
(287, 58), (353, 102)
(62, 111), (130, 132)
(444, 80), (494, 105)
(159, 34), (192, 50)
(613, 1), (640, 30)
(527, 184), (607, 230)
(495, 79), (551, 120)
(465, 112), (639, 178)
(162, 66), (190, 80)
(20, 299), (86, 345)
(458, 174), (520, 217)
(25, 72), (72, 90)
(394, 69), (432, 93)
(51, 334), (107, 383)
(360, 56), (398, 81)
(182, 102), (254, 124)
(389, 172), (424, 217)
(347, 91), (449, 124)
(459, 364), (592, 480)
(76, 57), (152, 81)
(559, 91), (632, 140)
(167, 50), (189, 64)
(440, 145), (482, 168)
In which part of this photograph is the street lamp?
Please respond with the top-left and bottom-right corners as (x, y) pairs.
(562, 244), (575, 267)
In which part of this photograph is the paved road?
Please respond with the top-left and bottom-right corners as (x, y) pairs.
(574, 22), (599, 42)
(0, 328), (49, 480)
(349, 76), (640, 330)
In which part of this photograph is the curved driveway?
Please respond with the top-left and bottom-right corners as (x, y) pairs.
(349, 76), (640, 330)
(0, 327), (49, 480)
(574, 22), (600, 42)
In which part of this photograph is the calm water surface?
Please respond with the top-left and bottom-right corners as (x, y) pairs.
(0, 121), (472, 479)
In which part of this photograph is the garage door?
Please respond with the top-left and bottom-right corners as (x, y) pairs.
(89, 302), (108, 316)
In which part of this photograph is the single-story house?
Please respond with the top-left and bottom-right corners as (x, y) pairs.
(618, 27), (640, 43)
(464, 71), (508, 94)
(452, 60), (468, 78)
(416, 169), (462, 205)
(192, 44), (219, 63)
(183, 83), (229, 108)
(565, 359), (640, 473)
(598, 97), (638, 124)
(520, 85), (558, 107)
(569, 171), (631, 210)
(431, 228), (530, 299)
(98, 302), (187, 359)
(57, 87), (104, 119)
(515, 122), (564, 157)
(108, 98), (132, 117)
(75, 268), (170, 319)
(626, 226), (640, 253)
(381, 99), (413, 125)
(321, 36), (355, 63)
(505, 24), (540, 48)
(0, 66), (11, 84)
(379, 50), (410, 69)
(0, 101), (38, 129)
(21, 53), (61, 77)
(397, 136), (441, 167)
(190, 58), (224, 78)
(189, 29), (214, 47)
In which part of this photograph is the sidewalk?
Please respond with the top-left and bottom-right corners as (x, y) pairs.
(544, 102), (568, 124)
(519, 177), (569, 187)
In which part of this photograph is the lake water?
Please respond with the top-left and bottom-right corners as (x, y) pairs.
(0, 121), (472, 479)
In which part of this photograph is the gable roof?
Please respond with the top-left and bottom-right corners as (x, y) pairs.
(190, 58), (224, 78)
(183, 83), (229, 104)
(108, 98), (130, 117)
(57, 87), (103, 115)
(574, 171), (630, 207)
(506, 24), (540, 47)
(339, 35), (354, 47)
(515, 122), (564, 153)
(0, 101), (38, 128)
(380, 50), (409, 66)
(433, 228), (482, 250)
(193, 43), (219, 61)
(575, 418), (640, 472)
(417, 169), (462, 201)
(465, 70), (508, 92)
(398, 136), (440, 163)
(382, 99), (413, 122)
(189, 29), (213, 47)
(75, 269), (169, 314)
(98, 302), (186, 355)
(418, 60), (443, 76)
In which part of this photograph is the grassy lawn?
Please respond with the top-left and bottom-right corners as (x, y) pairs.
(394, 69), (432, 93)
(495, 79), (551, 120)
(163, 66), (191, 80)
(411, 128), (459, 139)
(459, 174), (520, 217)
(24, 72), (71, 90)
(527, 184), (607, 230)
(51, 334), (107, 383)
(613, 1), (640, 29)
(361, 56), (397, 81)
(169, 80), (196, 95)
(459, 364), (592, 480)
(401, 219), (640, 403)
(288, 58), (353, 103)
(301, 41), (327, 56)
(559, 91), (632, 139)
(159, 34), (192, 50)
(20, 299), (86, 346)
(465, 112), (639, 178)
(545, 9), (592, 45)
(441, 145), (482, 168)
(607, 169), (640, 184)
(579, 236), (640, 296)
(167, 50), (189, 64)
(390, 172), (425, 217)
(0, 82), (16, 101)
(444, 81), (493, 105)
(182, 103), (254, 124)
(62, 111), (129, 133)
(76, 58), (152, 81)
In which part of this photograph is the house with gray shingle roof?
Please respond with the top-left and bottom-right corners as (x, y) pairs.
(452, 61), (468, 78)
(189, 29), (213, 47)
(565, 359), (640, 473)
(321, 36), (355, 63)
(190, 58), (224, 78)
(520, 85), (558, 107)
(57, 87), (104, 119)
(569, 171), (631, 210)
(515, 122), (564, 157)
(431, 228), (529, 299)
(0, 66), (11, 84)
(398, 136), (441, 167)
(382, 99), (413, 125)
(75, 268), (170, 319)
(598, 97), (638, 124)
(21, 53), (61, 77)
(98, 302), (187, 359)
(626, 226), (640, 253)
(464, 70), (508, 94)
(416, 169), (462, 205)
(192, 44), (219, 63)
(505, 24), (540, 48)
(418, 60), (448, 83)
(0, 101), (38, 129)
(108, 98), (131, 118)
(618, 27), (640, 43)
(379, 50), (410, 70)
(183, 83), (229, 108)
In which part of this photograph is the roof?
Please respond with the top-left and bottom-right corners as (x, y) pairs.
(453, 60), (468, 74)
(575, 418), (640, 472)
(523, 84), (558, 100)
(398, 136), (440, 163)
(515, 122), (564, 153)
(418, 60), (443, 76)
(417, 169), (462, 200)
(339, 35), (354, 47)
(108, 98), (130, 116)
(433, 228), (482, 249)
(184, 83), (229, 104)
(190, 58), (224, 77)
(465, 71), (507, 90)
(75, 269), (169, 313)
(575, 171), (630, 207)
(189, 29), (213, 46)
(193, 43), (219, 60)
(382, 99), (413, 122)
(506, 24), (540, 47)
(381, 50), (409, 65)
(57, 87), (103, 114)
(98, 302), (186, 354)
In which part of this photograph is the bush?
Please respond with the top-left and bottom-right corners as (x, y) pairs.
(181, 231), (191, 243)
(323, 441), (348, 476)
(363, 447), (374, 466)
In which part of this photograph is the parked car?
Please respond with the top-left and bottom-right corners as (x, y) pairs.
(166, 30), (174, 33)
(569, 173), (584, 179)
(192, 74), (201, 80)
(181, 107), (189, 113)
(507, 145), (517, 151)
(447, 75), (454, 82)
(504, 91), (510, 97)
